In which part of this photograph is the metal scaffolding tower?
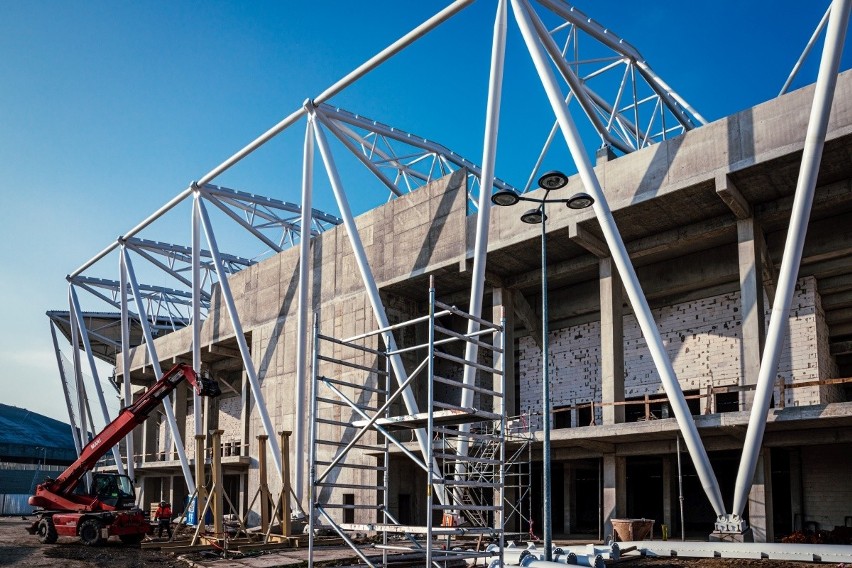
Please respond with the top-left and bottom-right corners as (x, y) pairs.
(307, 282), (506, 567)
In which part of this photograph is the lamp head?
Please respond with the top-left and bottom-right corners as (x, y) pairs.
(566, 192), (594, 210)
(521, 208), (545, 224)
(491, 189), (520, 207)
(537, 170), (569, 190)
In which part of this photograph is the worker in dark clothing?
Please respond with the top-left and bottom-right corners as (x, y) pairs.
(154, 501), (173, 538)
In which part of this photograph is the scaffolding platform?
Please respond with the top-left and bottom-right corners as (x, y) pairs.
(307, 283), (508, 567)
(352, 408), (501, 430)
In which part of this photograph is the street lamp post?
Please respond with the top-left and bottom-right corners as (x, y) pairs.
(491, 171), (593, 561)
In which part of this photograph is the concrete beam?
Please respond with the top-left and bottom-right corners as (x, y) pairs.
(754, 223), (777, 304)
(821, 289), (852, 310)
(829, 340), (852, 355)
(825, 307), (852, 325)
(482, 269), (545, 353)
(819, 272), (852, 295)
(513, 291), (544, 352)
(506, 214), (735, 290)
(716, 173), (752, 219)
(569, 223), (609, 258)
(208, 344), (241, 358)
(572, 439), (616, 454)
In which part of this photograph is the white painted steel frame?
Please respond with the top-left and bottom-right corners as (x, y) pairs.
(121, 246), (196, 493)
(459, 0), (508, 477)
(69, 285), (126, 475)
(294, 115), (314, 503)
(780, 4), (834, 96)
(68, 296), (89, 454)
(732, 0), (852, 518)
(311, 112), (447, 501)
(511, 0), (726, 517)
(315, 103), (517, 200)
(49, 320), (83, 459)
(119, 252), (135, 480)
(195, 197), (286, 482)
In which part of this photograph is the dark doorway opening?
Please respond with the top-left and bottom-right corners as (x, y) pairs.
(626, 457), (664, 527)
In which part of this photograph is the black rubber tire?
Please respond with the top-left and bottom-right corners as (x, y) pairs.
(36, 517), (57, 544)
(78, 518), (105, 546)
(118, 533), (145, 545)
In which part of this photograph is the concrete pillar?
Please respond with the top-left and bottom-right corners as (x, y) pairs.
(142, 409), (158, 462)
(173, 383), (187, 461)
(602, 454), (626, 540)
(748, 448), (774, 542)
(737, 218), (767, 409)
(493, 287), (516, 416)
(241, 371), (250, 457)
(600, 257), (624, 424)
(662, 456), (673, 536)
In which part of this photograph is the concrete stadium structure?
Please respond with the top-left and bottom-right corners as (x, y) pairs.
(48, 2), (852, 562)
(112, 67), (852, 543)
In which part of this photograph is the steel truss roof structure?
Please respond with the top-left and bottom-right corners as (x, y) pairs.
(48, 0), (850, 555)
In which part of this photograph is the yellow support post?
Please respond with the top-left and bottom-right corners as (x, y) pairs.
(279, 430), (292, 537)
(211, 429), (224, 540)
(257, 434), (270, 533)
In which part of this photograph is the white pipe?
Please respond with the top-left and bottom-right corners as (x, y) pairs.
(69, 1), (474, 281)
(458, 0), (507, 460)
(68, 290), (89, 452)
(511, 0), (726, 516)
(310, 116), (447, 502)
(195, 200), (286, 481)
(780, 5), (832, 96)
(69, 286), (126, 475)
(49, 320), (83, 458)
(294, 115), (314, 503)
(119, 252), (135, 481)
(122, 247), (196, 493)
(733, 0), (851, 516)
(191, 194), (203, 438)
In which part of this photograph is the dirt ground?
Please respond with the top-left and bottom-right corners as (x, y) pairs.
(0, 516), (844, 568)
(0, 517), (185, 568)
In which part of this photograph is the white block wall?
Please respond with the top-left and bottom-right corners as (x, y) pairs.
(520, 277), (831, 427)
(801, 443), (852, 530)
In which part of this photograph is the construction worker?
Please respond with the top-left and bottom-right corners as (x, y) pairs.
(154, 500), (173, 538)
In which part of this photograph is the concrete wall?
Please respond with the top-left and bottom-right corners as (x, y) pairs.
(801, 443), (852, 530)
(519, 276), (829, 427)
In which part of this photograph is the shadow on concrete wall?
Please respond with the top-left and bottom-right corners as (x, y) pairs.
(408, 169), (465, 277)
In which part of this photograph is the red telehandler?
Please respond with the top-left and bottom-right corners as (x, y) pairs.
(26, 363), (220, 545)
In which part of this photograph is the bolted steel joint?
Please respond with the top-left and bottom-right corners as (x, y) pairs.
(714, 513), (748, 533)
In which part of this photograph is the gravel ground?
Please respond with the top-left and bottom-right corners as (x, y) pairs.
(1, 516), (843, 568)
(0, 517), (186, 568)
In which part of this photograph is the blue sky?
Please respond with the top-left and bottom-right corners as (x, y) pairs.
(1, 1), (849, 426)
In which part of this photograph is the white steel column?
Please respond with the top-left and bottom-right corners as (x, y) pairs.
(68, 291), (89, 452)
(49, 320), (83, 458)
(195, 198), (287, 483)
(512, 0), (726, 517)
(733, 0), (851, 517)
(459, 0), (507, 438)
(119, 252), (135, 481)
(191, 193), (203, 438)
(311, 116), (447, 501)
(69, 285), (126, 475)
(294, 115), (314, 503)
(122, 246), (196, 493)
